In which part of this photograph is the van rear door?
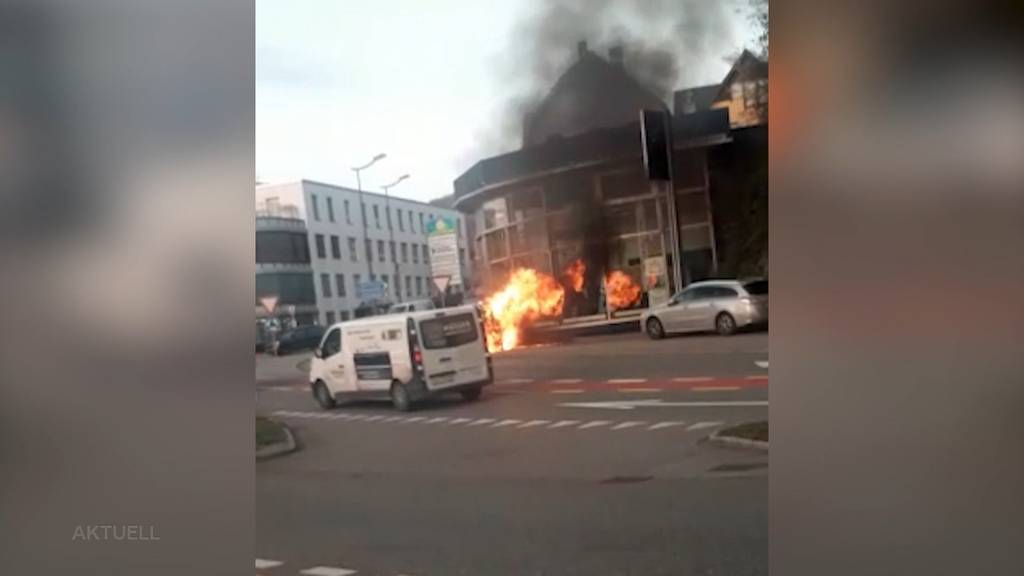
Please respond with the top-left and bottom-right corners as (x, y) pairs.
(417, 310), (488, 390)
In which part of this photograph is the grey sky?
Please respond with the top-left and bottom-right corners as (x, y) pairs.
(256, 0), (757, 203)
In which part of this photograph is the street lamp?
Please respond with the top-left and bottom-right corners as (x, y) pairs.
(351, 153), (386, 279)
(382, 174), (410, 303)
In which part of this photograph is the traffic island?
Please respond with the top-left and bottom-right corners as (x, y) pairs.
(706, 421), (768, 451)
(256, 416), (298, 460)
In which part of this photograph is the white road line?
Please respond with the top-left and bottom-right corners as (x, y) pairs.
(300, 567), (357, 576)
(692, 386), (741, 392)
(745, 375), (769, 380)
(326, 414), (348, 420)
(346, 414), (368, 421)
(551, 389), (584, 394)
(578, 420), (611, 430)
(518, 419), (550, 428)
(381, 416), (405, 423)
(312, 413), (334, 419)
(255, 559), (283, 569)
(687, 421), (725, 431)
(502, 378), (535, 384)
(402, 416), (427, 423)
(648, 421), (687, 430)
(619, 388), (662, 393)
(549, 420), (581, 429)
(425, 417), (450, 424)
(491, 419), (523, 428)
(611, 421), (647, 430)
(552, 378), (583, 384)
(362, 415), (385, 422)
(755, 360), (769, 368)
(272, 410), (294, 417)
(467, 418), (496, 426)
(448, 417), (473, 425)
(672, 376), (714, 383)
(608, 378), (647, 383)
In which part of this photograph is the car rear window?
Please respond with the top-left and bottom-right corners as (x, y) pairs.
(743, 280), (768, 295)
(419, 313), (479, 349)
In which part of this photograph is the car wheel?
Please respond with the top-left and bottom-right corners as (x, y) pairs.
(313, 380), (336, 410)
(646, 317), (665, 340)
(460, 386), (483, 402)
(390, 381), (413, 412)
(715, 312), (737, 336)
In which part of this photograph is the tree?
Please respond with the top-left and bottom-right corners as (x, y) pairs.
(751, 0), (768, 59)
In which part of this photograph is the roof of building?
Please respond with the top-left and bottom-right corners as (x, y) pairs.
(673, 83), (722, 113)
(713, 49), (768, 101)
(256, 179), (456, 211)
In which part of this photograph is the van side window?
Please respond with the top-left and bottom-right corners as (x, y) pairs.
(322, 328), (342, 357)
(384, 329), (401, 341)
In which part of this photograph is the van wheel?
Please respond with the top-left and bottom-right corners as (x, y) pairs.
(313, 380), (336, 410)
(390, 381), (413, 412)
(646, 317), (665, 340)
(460, 386), (483, 402)
(715, 312), (737, 336)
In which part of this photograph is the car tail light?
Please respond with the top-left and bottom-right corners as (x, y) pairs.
(407, 318), (425, 373)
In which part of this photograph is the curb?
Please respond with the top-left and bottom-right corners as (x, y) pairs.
(706, 429), (769, 452)
(256, 421), (298, 460)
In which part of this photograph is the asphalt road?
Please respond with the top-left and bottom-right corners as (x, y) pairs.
(256, 330), (768, 576)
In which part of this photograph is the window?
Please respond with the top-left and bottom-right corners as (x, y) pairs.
(397, 209), (404, 231)
(326, 311), (336, 325)
(353, 274), (361, 294)
(321, 327), (341, 357)
(409, 211), (415, 232)
(335, 273), (346, 297)
(320, 273), (332, 298)
(415, 276), (423, 296)
(256, 231), (310, 264)
(365, 239), (373, 263)
(340, 311), (350, 321)
(373, 205), (380, 228)
(369, 273), (376, 282)
(418, 212), (424, 232)
(405, 276), (411, 296)
(381, 274), (389, 292)
(330, 235), (341, 260)
(743, 280), (768, 295)
(411, 243), (419, 264)
(314, 234), (326, 259)
(310, 193), (320, 221)
(400, 242), (408, 263)
(326, 197), (335, 222)
(419, 313), (478, 349)
(389, 241), (396, 262)
(711, 286), (738, 298)
(423, 243), (430, 264)
(344, 199), (352, 224)
(347, 237), (358, 261)
(386, 207), (392, 230)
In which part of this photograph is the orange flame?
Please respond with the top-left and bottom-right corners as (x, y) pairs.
(605, 270), (642, 312)
(482, 268), (565, 352)
(563, 258), (586, 293)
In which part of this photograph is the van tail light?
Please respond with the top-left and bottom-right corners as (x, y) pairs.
(407, 318), (425, 373)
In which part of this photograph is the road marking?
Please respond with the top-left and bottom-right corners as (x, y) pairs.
(673, 376), (714, 383)
(255, 559), (283, 569)
(381, 415), (405, 423)
(578, 420), (611, 430)
(552, 378), (583, 384)
(745, 375), (769, 380)
(619, 388), (662, 393)
(491, 419), (523, 428)
(687, 421), (725, 431)
(611, 421), (647, 430)
(467, 418), (496, 426)
(501, 378), (535, 384)
(755, 360), (769, 368)
(345, 414), (368, 421)
(425, 417), (450, 424)
(549, 420), (581, 429)
(518, 419), (550, 428)
(560, 399), (769, 410)
(551, 389), (584, 394)
(300, 567), (357, 576)
(648, 421), (687, 430)
(402, 416), (427, 423)
(608, 378), (647, 383)
(692, 386), (741, 392)
(362, 415), (385, 422)
(448, 417), (473, 425)
(326, 414), (348, 420)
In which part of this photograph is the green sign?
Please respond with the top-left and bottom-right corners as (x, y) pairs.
(425, 216), (457, 237)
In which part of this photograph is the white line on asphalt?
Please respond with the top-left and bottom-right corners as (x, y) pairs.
(346, 414), (368, 421)
(755, 360), (769, 368)
(559, 399), (769, 410)
(381, 416), (405, 423)
(608, 378), (647, 383)
(518, 419), (550, 428)
(362, 415), (385, 422)
(425, 417), (450, 424)
(619, 388), (662, 393)
(552, 378), (583, 383)
(502, 378), (535, 384)
(312, 413), (334, 419)
(549, 420), (581, 429)
(692, 386), (741, 392)
(551, 389), (584, 394)
(648, 421), (687, 430)
(672, 376), (714, 383)
(467, 418), (496, 426)
(687, 421), (725, 431)
(578, 420), (611, 430)
(448, 417), (473, 425)
(402, 416), (427, 423)
(491, 419), (523, 428)
(300, 567), (357, 576)
(326, 414), (348, 420)
(611, 421), (647, 430)
(255, 559), (283, 569)
(745, 375), (769, 380)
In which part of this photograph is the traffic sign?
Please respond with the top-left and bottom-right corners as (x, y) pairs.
(432, 275), (451, 294)
(259, 295), (279, 315)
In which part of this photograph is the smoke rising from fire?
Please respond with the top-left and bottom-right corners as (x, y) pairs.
(473, 0), (746, 156)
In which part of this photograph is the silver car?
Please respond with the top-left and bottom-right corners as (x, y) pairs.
(641, 279), (768, 339)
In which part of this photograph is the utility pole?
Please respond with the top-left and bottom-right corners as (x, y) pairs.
(351, 153), (386, 284)
(382, 174), (410, 303)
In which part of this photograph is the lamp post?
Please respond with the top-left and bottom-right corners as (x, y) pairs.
(382, 174), (410, 302)
(351, 153), (386, 284)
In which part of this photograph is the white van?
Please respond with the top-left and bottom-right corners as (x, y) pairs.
(309, 304), (493, 411)
(387, 299), (435, 314)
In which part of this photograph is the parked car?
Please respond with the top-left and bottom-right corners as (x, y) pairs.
(272, 325), (327, 355)
(387, 299), (435, 314)
(641, 279), (767, 339)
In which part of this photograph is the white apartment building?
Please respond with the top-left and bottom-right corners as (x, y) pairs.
(256, 180), (471, 326)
